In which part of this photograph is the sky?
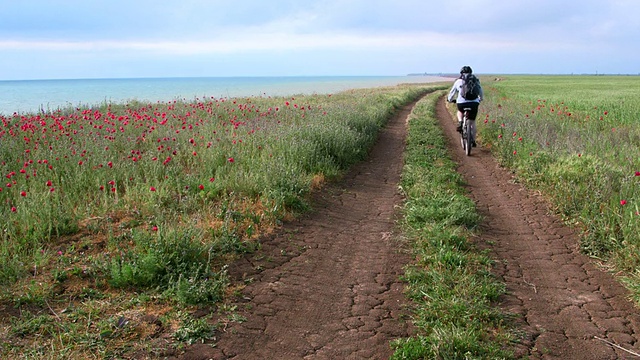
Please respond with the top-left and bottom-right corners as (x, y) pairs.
(0, 0), (638, 80)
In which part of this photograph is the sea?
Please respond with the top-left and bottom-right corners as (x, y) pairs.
(0, 75), (449, 116)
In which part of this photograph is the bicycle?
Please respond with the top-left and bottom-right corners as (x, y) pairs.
(460, 107), (475, 156)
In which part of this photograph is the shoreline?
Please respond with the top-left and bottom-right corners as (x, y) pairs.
(0, 75), (451, 115)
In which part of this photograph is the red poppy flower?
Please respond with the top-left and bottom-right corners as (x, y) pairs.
(621, 200), (627, 206)
(198, 184), (204, 190)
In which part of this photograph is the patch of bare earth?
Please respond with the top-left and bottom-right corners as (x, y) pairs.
(435, 97), (640, 359)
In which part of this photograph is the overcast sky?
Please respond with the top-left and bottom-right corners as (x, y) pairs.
(0, 0), (637, 80)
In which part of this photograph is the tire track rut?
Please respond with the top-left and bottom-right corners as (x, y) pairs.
(436, 96), (640, 359)
(182, 99), (419, 360)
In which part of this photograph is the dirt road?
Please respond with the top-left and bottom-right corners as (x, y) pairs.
(177, 95), (640, 359)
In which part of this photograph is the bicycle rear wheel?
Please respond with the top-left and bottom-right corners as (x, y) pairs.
(461, 111), (472, 156)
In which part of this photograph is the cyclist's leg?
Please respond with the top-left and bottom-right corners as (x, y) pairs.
(467, 103), (480, 146)
(455, 103), (465, 132)
(470, 120), (477, 146)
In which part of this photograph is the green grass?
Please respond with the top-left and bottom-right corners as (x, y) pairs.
(477, 75), (640, 300)
(0, 83), (450, 358)
(391, 92), (513, 359)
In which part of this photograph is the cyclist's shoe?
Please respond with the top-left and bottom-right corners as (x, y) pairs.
(456, 122), (463, 133)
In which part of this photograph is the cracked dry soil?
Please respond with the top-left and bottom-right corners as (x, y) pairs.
(178, 95), (640, 359)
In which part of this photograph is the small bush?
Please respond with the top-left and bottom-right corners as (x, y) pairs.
(108, 228), (228, 304)
(173, 314), (217, 345)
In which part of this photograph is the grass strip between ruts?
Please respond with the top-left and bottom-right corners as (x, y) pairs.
(391, 91), (514, 359)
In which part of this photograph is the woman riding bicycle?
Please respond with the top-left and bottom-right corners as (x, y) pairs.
(447, 66), (483, 146)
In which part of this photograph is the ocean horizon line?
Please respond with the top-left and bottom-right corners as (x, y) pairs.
(1, 75), (450, 115)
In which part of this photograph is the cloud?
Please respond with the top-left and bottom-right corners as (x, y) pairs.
(0, 0), (637, 79)
(0, 19), (587, 57)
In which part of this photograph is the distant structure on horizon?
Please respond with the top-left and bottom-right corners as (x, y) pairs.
(407, 72), (457, 78)
(407, 72), (444, 76)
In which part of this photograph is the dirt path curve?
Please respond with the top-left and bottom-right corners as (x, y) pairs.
(180, 99), (419, 360)
(435, 97), (640, 359)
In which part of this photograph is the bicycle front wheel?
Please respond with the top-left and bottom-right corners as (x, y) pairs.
(464, 123), (472, 156)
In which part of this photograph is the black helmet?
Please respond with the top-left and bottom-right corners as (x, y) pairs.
(460, 66), (473, 74)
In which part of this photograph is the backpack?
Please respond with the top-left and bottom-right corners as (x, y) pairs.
(461, 74), (480, 100)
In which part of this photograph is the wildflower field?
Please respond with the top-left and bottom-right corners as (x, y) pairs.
(478, 75), (640, 302)
(0, 83), (446, 358)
